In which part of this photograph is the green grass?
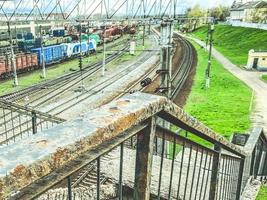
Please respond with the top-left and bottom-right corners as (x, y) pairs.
(170, 41), (252, 149)
(0, 53), (102, 95)
(262, 75), (267, 82)
(192, 25), (267, 67)
(256, 185), (267, 200)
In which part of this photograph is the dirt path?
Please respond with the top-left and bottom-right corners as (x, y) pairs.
(189, 36), (267, 133)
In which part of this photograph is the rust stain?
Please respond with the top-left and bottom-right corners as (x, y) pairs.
(11, 164), (27, 177)
(34, 140), (49, 148)
(116, 99), (130, 107)
(109, 106), (120, 113)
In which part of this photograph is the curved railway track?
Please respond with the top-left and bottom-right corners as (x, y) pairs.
(65, 32), (197, 193)
(1, 30), (196, 198)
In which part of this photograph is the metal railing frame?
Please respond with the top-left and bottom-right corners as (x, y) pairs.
(6, 112), (267, 200)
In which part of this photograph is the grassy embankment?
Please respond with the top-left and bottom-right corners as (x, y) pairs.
(0, 35), (147, 96)
(170, 40), (252, 152)
(256, 185), (267, 200)
(262, 75), (267, 82)
(192, 25), (267, 67)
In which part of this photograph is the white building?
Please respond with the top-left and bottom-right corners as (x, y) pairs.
(247, 49), (267, 71)
(230, 0), (267, 23)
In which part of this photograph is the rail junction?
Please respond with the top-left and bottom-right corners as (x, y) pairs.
(0, 1), (266, 200)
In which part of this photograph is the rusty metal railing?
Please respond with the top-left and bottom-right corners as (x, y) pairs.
(0, 99), (65, 145)
(1, 93), (266, 200)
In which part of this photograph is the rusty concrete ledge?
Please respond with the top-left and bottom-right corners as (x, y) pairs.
(0, 92), (247, 199)
(0, 92), (166, 199)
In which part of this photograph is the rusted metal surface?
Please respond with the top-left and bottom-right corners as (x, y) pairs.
(159, 100), (247, 157)
(0, 92), (249, 199)
(0, 92), (165, 199)
(134, 117), (156, 200)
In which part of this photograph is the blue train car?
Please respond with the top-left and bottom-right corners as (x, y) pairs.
(64, 41), (88, 58)
(31, 44), (66, 65)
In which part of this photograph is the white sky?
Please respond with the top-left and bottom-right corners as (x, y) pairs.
(1, 0), (236, 16)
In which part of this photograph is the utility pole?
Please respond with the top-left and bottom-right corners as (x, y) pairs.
(40, 25), (46, 78)
(157, 19), (174, 157)
(7, 21), (18, 86)
(102, 23), (106, 76)
(205, 23), (214, 89)
(78, 23), (85, 91)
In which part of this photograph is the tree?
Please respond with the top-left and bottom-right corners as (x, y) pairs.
(187, 4), (206, 18)
(210, 6), (230, 22)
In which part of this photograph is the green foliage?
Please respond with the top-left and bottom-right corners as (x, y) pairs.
(187, 4), (206, 18)
(184, 41), (252, 143)
(256, 185), (267, 200)
(262, 75), (267, 82)
(210, 6), (230, 21)
(192, 25), (267, 67)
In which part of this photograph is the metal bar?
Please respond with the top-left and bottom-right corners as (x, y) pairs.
(32, 111), (37, 134)
(119, 143), (124, 200)
(209, 145), (221, 200)
(134, 117), (156, 200)
(168, 135), (176, 199)
(184, 144), (193, 199)
(97, 157), (100, 200)
(254, 141), (263, 178)
(204, 152), (213, 200)
(176, 140), (185, 199)
(227, 158), (234, 200)
(67, 176), (72, 200)
(157, 133), (165, 199)
(236, 158), (245, 200)
(219, 157), (225, 200)
(199, 151), (208, 199)
(194, 148), (204, 200)
(225, 157), (231, 200)
(189, 146), (199, 199)
(11, 109), (15, 142)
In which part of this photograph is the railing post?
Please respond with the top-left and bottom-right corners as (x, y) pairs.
(236, 158), (245, 200)
(134, 117), (156, 200)
(209, 143), (221, 200)
(32, 111), (37, 134)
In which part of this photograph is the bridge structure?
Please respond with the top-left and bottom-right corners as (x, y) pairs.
(0, 92), (266, 200)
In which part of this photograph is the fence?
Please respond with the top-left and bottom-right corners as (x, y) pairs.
(0, 99), (65, 145)
(229, 20), (267, 30)
(1, 93), (266, 200)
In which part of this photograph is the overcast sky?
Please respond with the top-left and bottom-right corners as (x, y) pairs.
(189, 0), (234, 8)
(1, 0), (236, 16)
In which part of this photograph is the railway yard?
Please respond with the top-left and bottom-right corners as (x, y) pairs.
(0, 1), (267, 200)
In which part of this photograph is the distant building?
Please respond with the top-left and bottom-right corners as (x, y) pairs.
(247, 49), (267, 71)
(230, 0), (267, 23)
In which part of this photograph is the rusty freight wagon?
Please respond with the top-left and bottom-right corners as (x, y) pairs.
(0, 53), (38, 79)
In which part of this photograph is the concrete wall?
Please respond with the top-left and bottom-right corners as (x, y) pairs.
(230, 20), (267, 30)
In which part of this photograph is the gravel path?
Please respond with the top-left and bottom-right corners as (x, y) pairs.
(189, 36), (267, 132)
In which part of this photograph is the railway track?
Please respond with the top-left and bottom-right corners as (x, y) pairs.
(0, 34), (159, 145)
(0, 39), (128, 102)
(61, 32), (196, 196)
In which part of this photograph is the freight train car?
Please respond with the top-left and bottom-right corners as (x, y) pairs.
(0, 53), (38, 79)
(31, 44), (66, 65)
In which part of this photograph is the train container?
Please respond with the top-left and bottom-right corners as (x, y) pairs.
(64, 42), (88, 57)
(31, 44), (65, 65)
(0, 57), (6, 76)
(21, 55), (27, 68)
(31, 53), (38, 67)
(89, 34), (100, 46)
(15, 55), (23, 70)
(52, 29), (65, 37)
(26, 54), (32, 67)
